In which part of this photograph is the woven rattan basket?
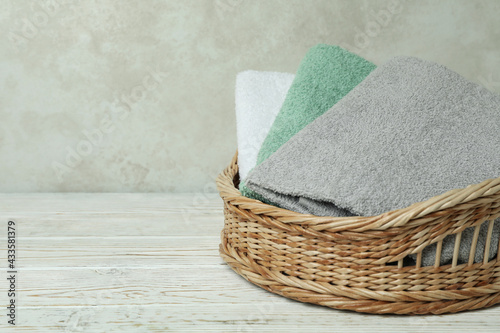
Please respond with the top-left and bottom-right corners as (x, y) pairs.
(217, 152), (500, 315)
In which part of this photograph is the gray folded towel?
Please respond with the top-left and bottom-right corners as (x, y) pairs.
(245, 56), (500, 266)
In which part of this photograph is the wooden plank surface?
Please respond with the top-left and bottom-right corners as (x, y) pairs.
(0, 193), (499, 332)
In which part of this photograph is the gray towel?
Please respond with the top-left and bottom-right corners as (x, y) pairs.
(245, 56), (500, 266)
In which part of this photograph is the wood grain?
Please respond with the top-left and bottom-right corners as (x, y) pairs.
(0, 193), (498, 332)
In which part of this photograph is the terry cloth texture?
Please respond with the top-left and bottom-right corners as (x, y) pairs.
(256, 44), (376, 165)
(240, 44), (376, 200)
(245, 56), (500, 265)
(236, 70), (295, 180)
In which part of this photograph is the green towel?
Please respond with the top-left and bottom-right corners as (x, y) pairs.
(240, 44), (376, 201)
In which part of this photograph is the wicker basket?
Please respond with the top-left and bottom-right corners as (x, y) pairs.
(217, 152), (500, 315)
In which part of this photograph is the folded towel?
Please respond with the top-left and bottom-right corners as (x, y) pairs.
(236, 70), (294, 180)
(246, 56), (500, 265)
(255, 44), (377, 165)
(240, 44), (376, 200)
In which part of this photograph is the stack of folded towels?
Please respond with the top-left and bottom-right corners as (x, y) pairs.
(235, 44), (500, 267)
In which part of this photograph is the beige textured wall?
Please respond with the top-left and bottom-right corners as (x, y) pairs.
(1, 0), (499, 192)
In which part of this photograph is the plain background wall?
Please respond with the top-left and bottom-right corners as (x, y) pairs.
(1, 0), (499, 192)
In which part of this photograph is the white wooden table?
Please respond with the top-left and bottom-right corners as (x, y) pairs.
(0, 193), (499, 332)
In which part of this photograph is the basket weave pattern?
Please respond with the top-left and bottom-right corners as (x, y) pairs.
(217, 153), (500, 314)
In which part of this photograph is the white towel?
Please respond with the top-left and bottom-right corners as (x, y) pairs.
(236, 70), (294, 180)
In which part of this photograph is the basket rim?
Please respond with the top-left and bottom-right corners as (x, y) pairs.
(217, 151), (500, 232)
